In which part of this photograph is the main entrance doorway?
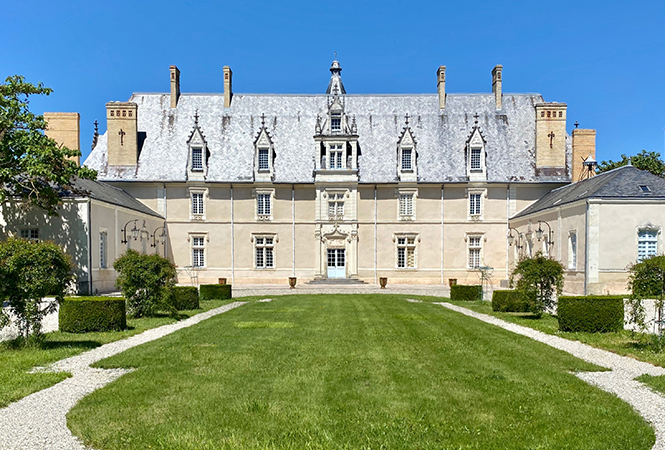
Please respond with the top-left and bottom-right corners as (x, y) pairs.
(327, 248), (346, 278)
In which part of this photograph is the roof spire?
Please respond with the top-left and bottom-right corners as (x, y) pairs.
(326, 57), (346, 95)
(91, 120), (99, 150)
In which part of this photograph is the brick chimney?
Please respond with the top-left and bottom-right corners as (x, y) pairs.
(106, 102), (138, 166)
(170, 65), (180, 108)
(572, 129), (597, 182)
(492, 65), (502, 110)
(44, 112), (80, 166)
(223, 66), (233, 108)
(437, 66), (446, 110)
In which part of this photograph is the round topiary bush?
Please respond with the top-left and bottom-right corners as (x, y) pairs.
(59, 297), (126, 333)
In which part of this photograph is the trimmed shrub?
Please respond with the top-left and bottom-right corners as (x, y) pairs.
(59, 297), (126, 333)
(557, 296), (625, 333)
(450, 285), (482, 301)
(200, 284), (232, 301)
(492, 290), (532, 312)
(171, 286), (200, 310)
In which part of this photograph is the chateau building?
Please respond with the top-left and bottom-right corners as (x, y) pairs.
(80, 61), (598, 287)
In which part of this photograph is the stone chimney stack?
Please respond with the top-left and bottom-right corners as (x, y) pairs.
(223, 66), (233, 108)
(572, 129), (597, 182)
(492, 65), (503, 110)
(535, 103), (567, 170)
(437, 66), (446, 110)
(44, 112), (80, 166)
(106, 102), (138, 166)
(170, 65), (180, 108)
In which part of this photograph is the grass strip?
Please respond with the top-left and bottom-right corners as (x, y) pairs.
(0, 299), (232, 407)
(637, 374), (665, 396)
(68, 294), (653, 450)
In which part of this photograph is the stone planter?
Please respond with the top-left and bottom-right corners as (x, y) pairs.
(218, 278), (227, 285)
(379, 277), (388, 289)
(448, 278), (457, 287)
(289, 277), (297, 289)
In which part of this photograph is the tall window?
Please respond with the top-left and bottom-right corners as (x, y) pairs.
(329, 144), (344, 169)
(468, 236), (482, 269)
(568, 232), (577, 270)
(469, 193), (481, 216)
(399, 193), (414, 218)
(331, 113), (341, 132)
(470, 148), (482, 170)
(397, 236), (416, 268)
(257, 193), (271, 217)
(328, 193), (344, 219)
(100, 231), (108, 269)
(401, 148), (412, 171)
(255, 236), (274, 268)
(638, 229), (658, 262)
(191, 148), (203, 171)
(20, 229), (39, 241)
(192, 237), (205, 267)
(258, 148), (269, 171)
(192, 192), (204, 216)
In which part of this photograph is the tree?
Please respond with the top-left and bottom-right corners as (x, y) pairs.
(0, 75), (96, 215)
(627, 255), (665, 339)
(114, 250), (177, 317)
(510, 252), (564, 316)
(597, 150), (665, 178)
(0, 238), (73, 341)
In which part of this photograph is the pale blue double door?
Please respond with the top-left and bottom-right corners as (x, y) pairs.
(327, 248), (346, 278)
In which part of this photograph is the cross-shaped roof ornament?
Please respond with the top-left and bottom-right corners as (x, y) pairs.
(405, 113), (410, 125)
(261, 113), (266, 127)
(473, 113), (479, 125)
(194, 110), (199, 125)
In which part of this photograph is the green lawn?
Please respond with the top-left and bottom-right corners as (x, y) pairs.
(637, 374), (665, 396)
(445, 300), (665, 368)
(0, 299), (232, 407)
(67, 294), (654, 450)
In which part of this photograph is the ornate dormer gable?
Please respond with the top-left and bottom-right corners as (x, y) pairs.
(466, 113), (487, 182)
(253, 114), (275, 182)
(397, 114), (417, 182)
(187, 111), (209, 181)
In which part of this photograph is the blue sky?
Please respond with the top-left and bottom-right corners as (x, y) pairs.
(3, 0), (665, 163)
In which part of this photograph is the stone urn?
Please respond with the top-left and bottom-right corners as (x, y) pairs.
(379, 277), (388, 289)
(289, 277), (297, 289)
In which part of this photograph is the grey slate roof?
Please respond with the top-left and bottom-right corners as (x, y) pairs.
(85, 91), (572, 184)
(68, 178), (163, 218)
(513, 165), (665, 218)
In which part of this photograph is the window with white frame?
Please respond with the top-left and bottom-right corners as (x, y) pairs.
(20, 228), (39, 241)
(396, 235), (417, 268)
(331, 113), (341, 132)
(100, 231), (108, 269)
(401, 148), (412, 171)
(568, 232), (577, 270)
(258, 148), (270, 171)
(470, 147), (482, 171)
(468, 236), (482, 269)
(469, 193), (482, 216)
(638, 229), (658, 262)
(192, 236), (205, 268)
(328, 193), (345, 219)
(257, 193), (271, 217)
(329, 144), (344, 169)
(191, 192), (204, 216)
(191, 148), (203, 171)
(399, 193), (414, 218)
(255, 236), (275, 268)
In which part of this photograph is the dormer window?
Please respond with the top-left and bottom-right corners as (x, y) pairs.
(187, 112), (208, 181)
(191, 147), (203, 171)
(402, 149), (412, 171)
(397, 115), (417, 182)
(258, 148), (269, 171)
(254, 115), (275, 182)
(330, 144), (344, 169)
(466, 115), (487, 181)
(470, 148), (482, 171)
(331, 113), (341, 132)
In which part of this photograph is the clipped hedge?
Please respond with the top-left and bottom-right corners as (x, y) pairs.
(171, 286), (200, 310)
(450, 285), (482, 301)
(492, 290), (531, 312)
(200, 284), (232, 301)
(557, 295), (625, 333)
(59, 297), (126, 333)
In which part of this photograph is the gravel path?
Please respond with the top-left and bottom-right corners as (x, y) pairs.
(436, 301), (665, 450)
(0, 301), (246, 450)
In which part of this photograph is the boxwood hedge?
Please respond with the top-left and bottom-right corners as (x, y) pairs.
(59, 297), (126, 333)
(557, 295), (625, 333)
(492, 290), (531, 312)
(199, 284), (232, 301)
(171, 286), (200, 310)
(450, 285), (482, 301)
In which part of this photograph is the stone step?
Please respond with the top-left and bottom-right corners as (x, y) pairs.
(306, 278), (368, 285)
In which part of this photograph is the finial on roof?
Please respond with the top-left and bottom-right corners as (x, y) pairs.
(405, 113), (410, 126)
(260, 113), (266, 127)
(326, 57), (346, 95)
(628, 157), (632, 166)
(351, 115), (357, 134)
(574, 121), (579, 129)
(91, 120), (99, 150)
(473, 113), (479, 125)
(194, 110), (199, 126)
(315, 115), (322, 134)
